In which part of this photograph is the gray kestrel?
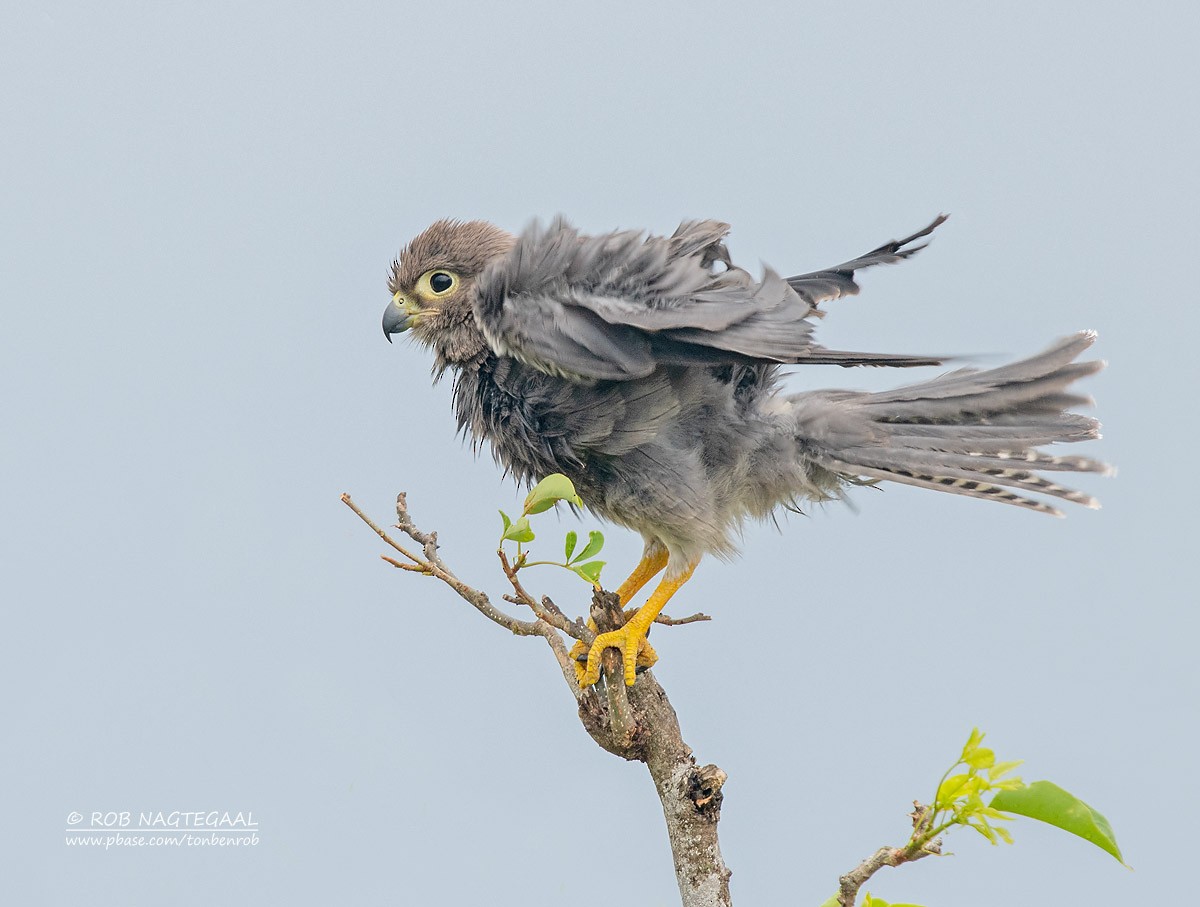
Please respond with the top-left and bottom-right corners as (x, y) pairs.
(383, 216), (1108, 687)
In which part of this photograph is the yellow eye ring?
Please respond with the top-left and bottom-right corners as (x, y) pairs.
(416, 269), (459, 299)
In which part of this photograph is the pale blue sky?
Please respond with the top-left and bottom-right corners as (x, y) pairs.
(2, 2), (1196, 904)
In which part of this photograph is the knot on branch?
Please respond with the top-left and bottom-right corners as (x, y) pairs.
(688, 763), (728, 816)
(589, 587), (625, 633)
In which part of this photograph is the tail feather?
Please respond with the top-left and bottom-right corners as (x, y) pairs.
(818, 457), (1071, 516)
(865, 330), (1098, 400)
(958, 450), (1112, 473)
(829, 449), (1101, 508)
(792, 331), (1110, 515)
(886, 423), (1101, 452)
(866, 361), (1103, 421)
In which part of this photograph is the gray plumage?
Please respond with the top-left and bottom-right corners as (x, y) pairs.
(384, 215), (1109, 578)
(473, 216), (946, 380)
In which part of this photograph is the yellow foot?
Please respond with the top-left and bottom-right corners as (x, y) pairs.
(571, 621), (657, 687)
(572, 559), (698, 689)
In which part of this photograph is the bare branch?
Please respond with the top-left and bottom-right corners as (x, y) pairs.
(497, 548), (538, 606)
(498, 549), (590, 642)
(342, 493), (540, 639)
(393, 492), (439, 560)
(540, 622), (587, 702)
(604, 660), (637, 750)
(655, 611), (712, 627)
(591, 591), (637, 750)
(381, 556), (431, 573)
(539, 595), (568, 621)
(341, 493), (426, 567)
(636, 676), (732, 907)
(837, 823), (940, 907)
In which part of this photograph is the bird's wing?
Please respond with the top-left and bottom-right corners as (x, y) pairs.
(473, 216), (946, 382)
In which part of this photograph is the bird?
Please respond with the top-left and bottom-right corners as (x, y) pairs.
(383, 215), (1109, 688)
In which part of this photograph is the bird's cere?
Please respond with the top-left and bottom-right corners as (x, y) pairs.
(382, 292), (417, 338)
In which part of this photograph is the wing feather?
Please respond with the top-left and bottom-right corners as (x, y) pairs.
(785, 214), (949, 305)
(473, 216), (946, 382)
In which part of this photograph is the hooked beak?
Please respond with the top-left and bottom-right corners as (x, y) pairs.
(382, 292), (419, 341)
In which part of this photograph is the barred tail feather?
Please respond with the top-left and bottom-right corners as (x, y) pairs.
(817, 458), (1074, 516)
(819, 453), (1099, 513)
(791, 331), (1111, 515)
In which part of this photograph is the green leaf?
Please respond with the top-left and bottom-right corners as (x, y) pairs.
(817, 896), (839, 907)
(574, 530), (605, 563)
(964, 746), (995, 770)
(990, 780), (1125, 864)
(936, 773), (971, 804)
(980, 806), (1014, 821)
(573, 560), (605, 585)
(500, 516), (535, 544)
(970, 818), (999, 844)
(960, 727), (986, 761)
(564, 530), (578, 561)
(989, 759), (1024, 781)
(523, 474), (583, 515)
(990, 776), (1026, 791)
(499, 510), (512, 533)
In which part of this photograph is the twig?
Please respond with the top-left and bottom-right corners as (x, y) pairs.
(655, 611), (712, 626)
(541, 622), (587, 702)
(381, 556), (430, 573)
(394, 492), (449, 573)
(497, 548), (538, 605)
(539, 595), (569, 622)
(498, 549), (589, 642)
(342, 494), (426, 567)
(837, 824), (940, 907)
(341, 493), (545, 642)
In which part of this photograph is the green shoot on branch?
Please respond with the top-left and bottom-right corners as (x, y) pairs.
(918, 726), (1025, 848)
(825, 729), (1126, 907)
(498, 474), (606, 587)
(916, 728), (1123, 862)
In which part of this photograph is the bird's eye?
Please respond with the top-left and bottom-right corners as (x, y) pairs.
(415, 269), (460, 301)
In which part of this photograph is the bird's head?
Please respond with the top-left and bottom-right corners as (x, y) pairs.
(384, 219), (515, 366)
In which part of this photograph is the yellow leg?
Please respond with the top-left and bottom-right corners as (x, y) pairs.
(579, 561), (698, 688)
(614, 545), (669, 606)
(570, 546), (669, 681)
